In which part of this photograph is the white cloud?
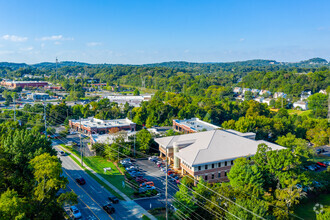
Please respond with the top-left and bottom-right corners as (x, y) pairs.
(2, 35), (28, 42)
(239, 38), (245, 42)
(37, 35), (73, 41)
(86, 42), (102, 47)
(20, 46), (34, 51)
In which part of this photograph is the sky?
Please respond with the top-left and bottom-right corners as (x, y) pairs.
(0, 0), (329, 64)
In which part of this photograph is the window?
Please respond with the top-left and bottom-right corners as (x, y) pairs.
(205, 175), (208, 180)
(218, 172), (221, 178)
(212, 164), (214, 169)
(218, 162), (221, 167)
(231, 160), (234, 165)
(225, 161), (227, 166)
(224, 171), (227, 176)
(198, 166), (201, 171)
(205, 165), (208, 170)
(211, 174), (214, 179)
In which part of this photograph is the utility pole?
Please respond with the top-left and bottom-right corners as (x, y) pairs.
(165, 149), (168, 220)
(79, 117), (83, 167)
(55, 57), (58, 82)
(134, 133), (136, 157)
(44, 102), (47, 137)
(13, 95), (16, 121)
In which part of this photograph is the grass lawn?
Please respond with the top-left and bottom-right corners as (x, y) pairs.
(295, 193), (330, 220)
(288, 109), (312, 116)
(61, 144), (134, 200)
(82, 156), (135, 198)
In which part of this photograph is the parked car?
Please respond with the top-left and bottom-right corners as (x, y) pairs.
(317, 162), (327, 167)
(103, 204), (115, 214)
(148, 156), (157, 161)
(135, 177), (148, 183)
(75, 177), (86, 185)
(120, 158), (131, 164)
(125, 166), (138, 171)
(70, 206), (82, 219)
(59, 151), (65, 156)
(140, 181), (154, 187)
(108, 196), (119, 204)
(145, 185), (156, 190)
(316, 149), (325, 154)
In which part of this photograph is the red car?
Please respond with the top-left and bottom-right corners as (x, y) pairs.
(317, 162), (327, 167)
(135, 177), (148, 183)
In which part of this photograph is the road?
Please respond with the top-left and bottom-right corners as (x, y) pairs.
(55, 145), (140, 220)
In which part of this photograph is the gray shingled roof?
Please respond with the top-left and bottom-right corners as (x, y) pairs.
(155, 130), (285, 166)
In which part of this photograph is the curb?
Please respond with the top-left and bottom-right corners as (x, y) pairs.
(133, 194), (161, 201)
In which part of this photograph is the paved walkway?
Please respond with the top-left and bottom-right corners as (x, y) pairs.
(58, 145), (156, 220)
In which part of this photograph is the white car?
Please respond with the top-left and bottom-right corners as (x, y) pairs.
(70, 206), (82, 219)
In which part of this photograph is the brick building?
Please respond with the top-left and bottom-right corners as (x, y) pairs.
(155, 129), (285, 183)
(173, 118), (220, 134)
(69, 117), (136, 135)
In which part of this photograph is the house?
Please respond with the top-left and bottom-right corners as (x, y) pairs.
(263, 98), (272, 106)
(173, 118), (220, 134)
(253, 97), (264, 103)
(259, 90), (271, 96)
(233, 87), (242, 94)
(319, 90), (327, 95)
(69, 117), (136, 135)
(300, 91), (312, 100)
(155, 130), (285, 183)
(242, 88), (251, 94)
(273, 92), (287, 99)
(251, 89), (260, 94)
(293, 101), (308, 110)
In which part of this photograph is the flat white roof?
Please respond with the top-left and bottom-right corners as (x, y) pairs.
(174, 118), (220, 132)
(155, 130), (285, 166)
(70, 117), (135, 129)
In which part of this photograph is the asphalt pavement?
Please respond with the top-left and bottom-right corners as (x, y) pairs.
(134, 159), (179, 210)
(55, 146), (141, 220)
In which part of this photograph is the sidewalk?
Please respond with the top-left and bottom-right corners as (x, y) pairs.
(57, 145), (156, 220)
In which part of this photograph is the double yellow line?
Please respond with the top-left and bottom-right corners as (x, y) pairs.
(63, 169), (114, 220)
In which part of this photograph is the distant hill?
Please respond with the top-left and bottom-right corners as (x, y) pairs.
(299, 57), (328, 65)
(0, 62), (29, 70)
(145, 59), (279, 68)
(0, 58), (328, 70)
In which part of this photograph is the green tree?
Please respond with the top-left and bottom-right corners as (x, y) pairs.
(307, 93), (327, 118)
(0, 189), (25, 220)
(173, 177), (197, 219)
(228, 157), (264, 193)
(136, 129), (152, 154)
(4, 94), (12, 106)
(30, 153), (77, 218)
(133, 88), (140, 96)
(276, 133), (308, 150)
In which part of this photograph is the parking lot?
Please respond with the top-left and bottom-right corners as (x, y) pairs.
(123, 158), (180, 210)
